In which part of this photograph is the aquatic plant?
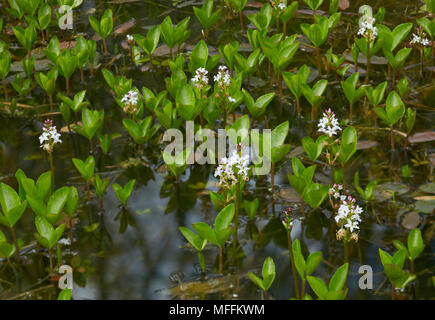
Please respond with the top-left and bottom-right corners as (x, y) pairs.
(192, 203), (235, 274)
(307, 263), (349, 300)
(247, 256), (275, 300)
(112, 179), (136, 207)
(88, 9), (113, 54)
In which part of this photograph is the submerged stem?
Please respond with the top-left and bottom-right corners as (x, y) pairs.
(315, 47), (322, 76)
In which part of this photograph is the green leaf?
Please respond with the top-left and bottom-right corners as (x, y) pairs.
(385, 91), (405, 127)
(247, 272), (265, 291)
(306, 251), (323, 276)
(47, 187), (69, 216)
(35, 215), (54, 246)
(35, 171), (52, 200)
(215, 203), (235, 233)
(58, 288), (71, 300)
(365, 81), (387, 107)
(302, 135), (327, 162)
(408, 228), (425, 261)
(65, 187), (78, 216)
(244, 198), (259, 220)
(339, 126), (357, 164)
(304, 183), (329, 209)
(307, 276), (328, 299)
(0, 183), (21, 214)
(72, 157), (93, 181)
(328, 263), (349, 291)
(261, 257), (276, 291)
(271, 121), (289, 149)
(112, 179), (136, 206)
(179, 226), (206, 252)
(379, 248), (393, 267)
(292, 239), (306, 279)
(192, 221), (217, 245)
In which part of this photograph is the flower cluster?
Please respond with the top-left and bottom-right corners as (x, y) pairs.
(214, 144), (250, 188)
(213, 65), (236, 104)
(357, 15), (378, 41)
(410, 27), (430, 47)
(330, 185), (362, 242)
(39, 119), (61, 153)
(214, 65), (231, 89)
(126, 34), (134, 42)
(192, 67), (209, 91)
(317, 108), (342, 137)
(278, 2), (286, 10)
(329, 184), (345, 201)
(281, 207), (294, 231)
(270, 0), (286, 11)
(58, 238), (71, 246)
(121, 90), (139, 114)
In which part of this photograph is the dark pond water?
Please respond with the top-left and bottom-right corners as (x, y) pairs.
(0, 0), (434, 300)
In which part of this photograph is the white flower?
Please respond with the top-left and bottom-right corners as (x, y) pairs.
(39, 131), (49, 144)
(192, 67), (209, 90)
(317, 108), (342, 137)
(421, 38), (430, 46)
(411, 28), (430, 47)
(335, 195), (363, 236)
(214, 144), (250, 188)
(126, 34), (134, 42)
(39, 119), (61, 153)
(121, 90), (139, 106)
(329, 184), (344, 199)
(358, 16), (377, 41)
(214, 65), (231, 89)
(344, 219), (359, 233)
(410, 33), (421, 45)
(58, 238), (71, 246)
(228, 96), (236, 103)
(278, 2), (286, 10)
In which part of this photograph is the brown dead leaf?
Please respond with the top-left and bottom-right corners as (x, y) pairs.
(414, 196), (435, 201)
(60, 122), (81, 133)
(408, 131), (435, 144)
(114, 18), (135, 35)
(357, 140), (378, 150)
(60, 41), (76, 50)
(401, 211), (421, 230)
(339, 0), (350, 10)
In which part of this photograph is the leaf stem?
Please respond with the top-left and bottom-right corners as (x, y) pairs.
(365, 41), (371, 84)
(219, 245), (223, 274)
(48, 152), (55, 193)
(10, 227), (21, 261)
(2, 78), (8, 100)
(287, 231), (300, 299)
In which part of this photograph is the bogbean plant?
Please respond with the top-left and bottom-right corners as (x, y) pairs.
(379, 228), (425, 298)
(0, 0), (432, 300)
